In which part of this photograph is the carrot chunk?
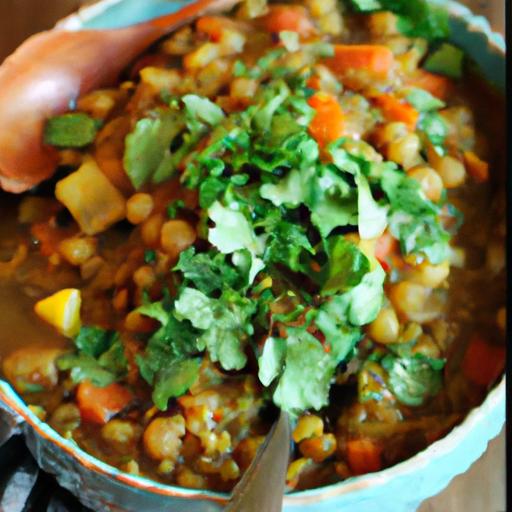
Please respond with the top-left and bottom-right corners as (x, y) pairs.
(262, 5), (315, 37)
(462, 336), (505, 388)
(406, 69), (452, 100)
(375, 231), (398, 271)
(308, 92), (345, 147)
(373, 94), (420, 130)
(463, 151), (489, 183)
(77, 381), (133, 425)
(346, 438), (383, 475)
(325, 45), (394, 77)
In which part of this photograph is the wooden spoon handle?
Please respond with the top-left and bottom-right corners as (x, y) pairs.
(226, 411), (291, 512)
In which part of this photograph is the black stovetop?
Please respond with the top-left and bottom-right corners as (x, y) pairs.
(0, 435), (91, 512)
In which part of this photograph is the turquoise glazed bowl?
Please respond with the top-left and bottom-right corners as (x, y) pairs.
(0, 1), (505, 511)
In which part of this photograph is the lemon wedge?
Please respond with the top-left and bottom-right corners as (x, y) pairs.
(34, 288), (81, 338)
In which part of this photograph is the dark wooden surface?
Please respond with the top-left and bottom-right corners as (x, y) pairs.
(0, 1), (506, 511)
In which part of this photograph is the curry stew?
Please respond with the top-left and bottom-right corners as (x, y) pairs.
(0, 0), (506, 493)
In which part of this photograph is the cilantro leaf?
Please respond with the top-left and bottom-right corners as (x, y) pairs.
(405, 88), (446, 112)
(381, 354), (444, 406)
(124, 109), (185, 189)
(208, 201), (264, 282)
(152, 358), (201, 410)
(380, 167), (451, 263)
(356, 174), (388, 240)
(418, 111), (448, 146)
(182, 94), (225, 125)
(307, 165), (358, 238)
(258, 337), (286, 387)
(322, 265), (386, 326)
(57, 327), (127, 387)
(174, 288), (257, 371)
(345, 0), (449, 41)
(321, 237), (370, 296)
(175, 247), (245, 295)
(269, 327), (338, 413)
(264, 220), (315, 274)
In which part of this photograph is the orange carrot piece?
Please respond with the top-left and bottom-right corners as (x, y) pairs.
(325, 45), (394, 78)
(462, 336), (505, 388)
(373, 94), (420, 130)
(463, 151), (489, 183)
(306, 75), (322, 91)
(375, 231), (398, 272)
(308, 92), (345, 147)
(346, 438), (383, 475)
(406, 69), (452, 100)
(77, 381), (133, 425)
(262, 5), (315, 37)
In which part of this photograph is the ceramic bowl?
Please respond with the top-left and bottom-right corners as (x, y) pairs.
(0, 1), (505, 511)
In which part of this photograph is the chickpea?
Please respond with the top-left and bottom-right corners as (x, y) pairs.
(176, 467), (207, 489)
(408, 166), (444, 202)
(390, 281), (430, 318)
(49, 403), (81, 434)
(387, 133), (422, 170)
(102, 419), (142, 454)
(367, 307), (400, 345)
(374, 122), (408, 147)
(411, 334), (441, 359)
(160, 220), (196, 259)
(141, 213), (166, 247)
(125, 310), (157, 333)
(409, 260), (450, 289)
(299, 434), (337, 463)
(133, 265), (156, 290)
(59, 236), (97, 266)
(143, 415), (186, 461)
(293, 415), (324, 443)
(220, 459), (241, 481)
(2, 347), (63, 393)
(434, 155), (466, 188)
(126, 193), (154, 225)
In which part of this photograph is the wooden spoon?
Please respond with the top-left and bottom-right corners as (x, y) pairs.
(226, 411), (291, 512)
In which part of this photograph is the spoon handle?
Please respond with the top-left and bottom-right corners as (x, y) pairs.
(226, 411), (291, 512)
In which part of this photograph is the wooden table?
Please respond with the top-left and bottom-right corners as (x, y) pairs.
(0, 1), (506, 511)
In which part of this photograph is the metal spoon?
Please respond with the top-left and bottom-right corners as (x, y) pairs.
(226, 411), (291, 512)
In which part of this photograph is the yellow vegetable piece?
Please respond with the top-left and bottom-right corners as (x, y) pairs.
(34, 289), (82, 338)
(55, 157), (126, 235)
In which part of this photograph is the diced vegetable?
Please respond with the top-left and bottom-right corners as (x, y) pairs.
(55, 158), (126, 235)
(373, 94), (419, 130)
(76, 380), (133, 425)
(44, 113), (99, 148)
(34, 289), (81, 338)
(325, 45), (394, 78)
(307, 92), (345, 146)
(424, 43), (464, 79)
(346, 438), (382, 475)
(462, 336), (505, 388)
(262, 5), (315, 37)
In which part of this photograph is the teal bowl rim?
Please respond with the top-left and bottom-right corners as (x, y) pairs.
(0, 0), (506, 506)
